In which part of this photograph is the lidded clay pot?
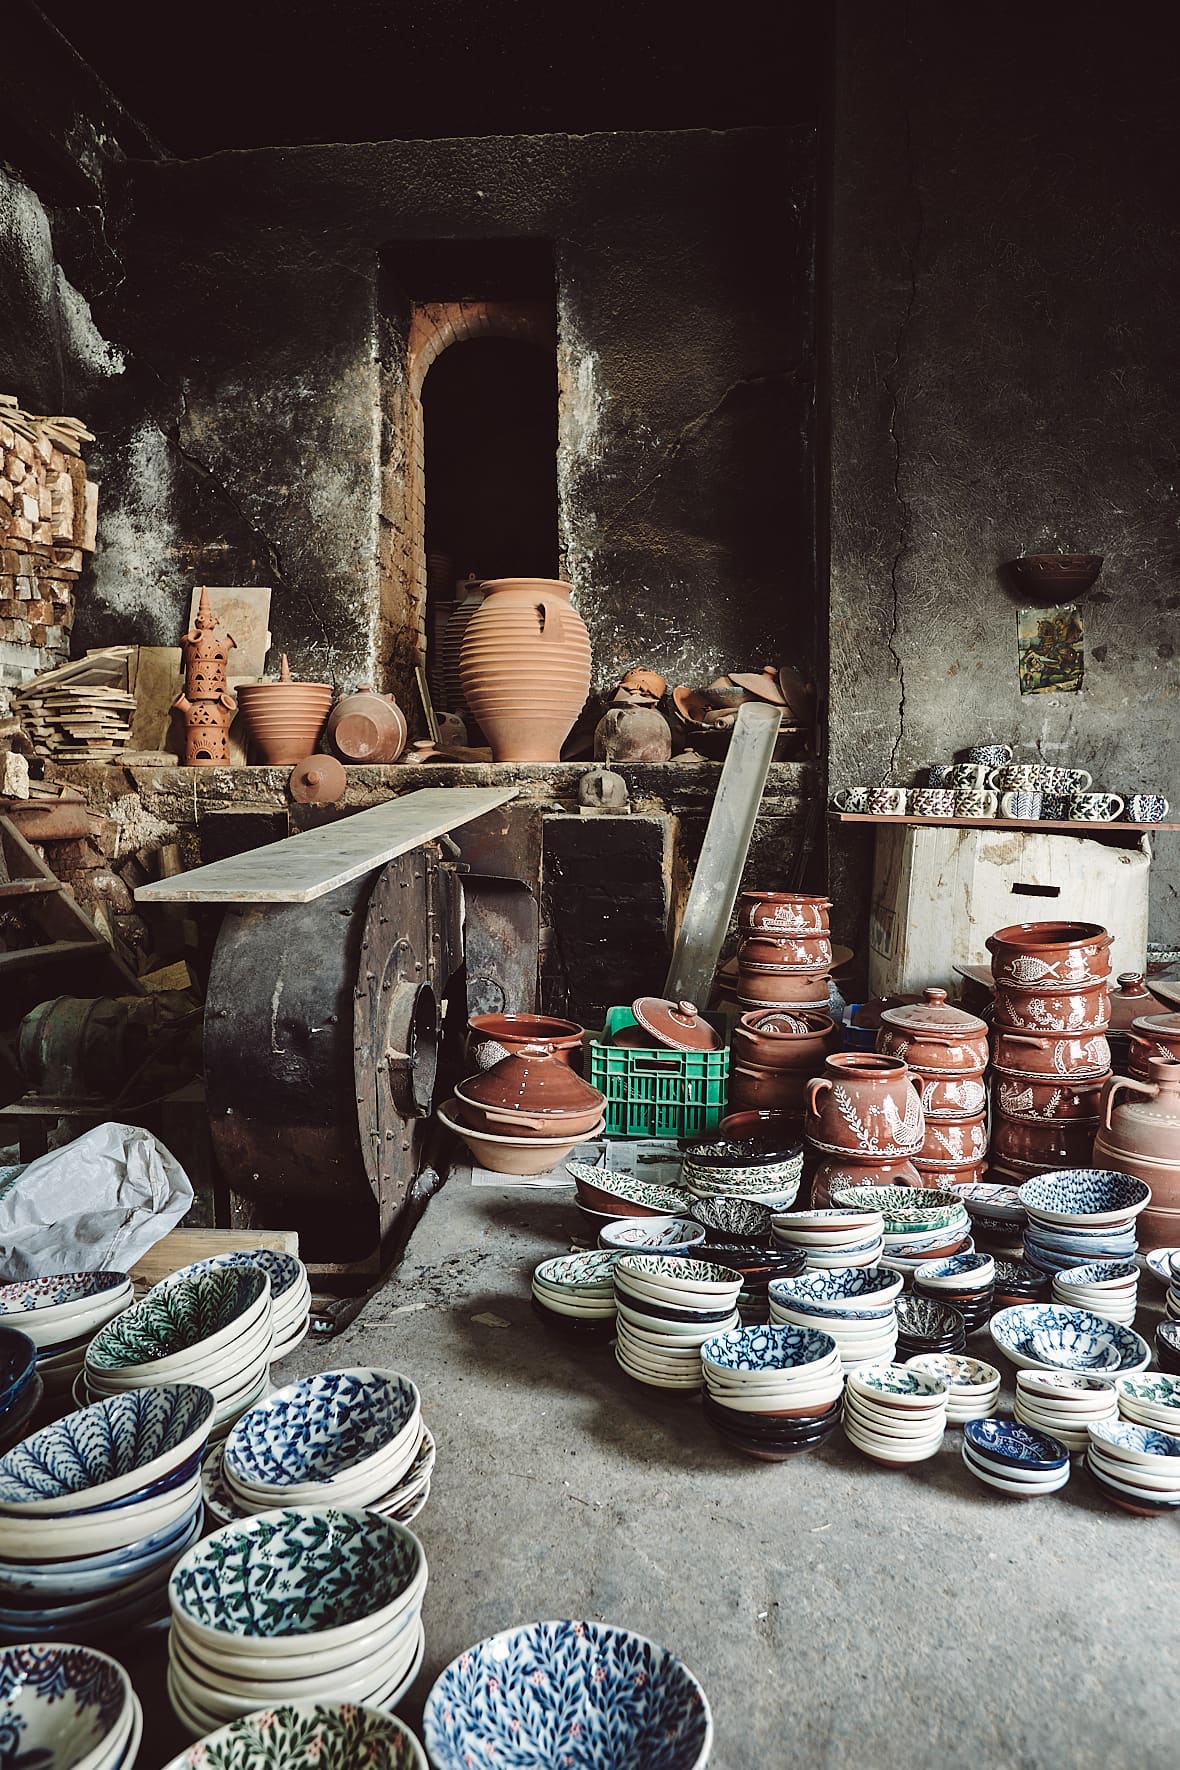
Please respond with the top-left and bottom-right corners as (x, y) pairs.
(986, 920), (1112, 992)
(327, 685), (408, 763)
(804, 1053), (925, 1160)
(877, 988), (989, 1076)
(459, 578), (592, 762)
(918, 1117), (988, 1167)
(631, 998), (722, 1052)
(454, 1043), (605, 1139)
(738, 893), (831, 935)
(236, 655), (333, 765)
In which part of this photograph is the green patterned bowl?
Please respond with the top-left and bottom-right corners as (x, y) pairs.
(86, 1271), (270, 1377)
(159, 1700), (427, 1770)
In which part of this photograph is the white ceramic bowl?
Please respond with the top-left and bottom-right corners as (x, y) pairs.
(0, 1470), (202, 1561)
(0, 1643), (135, 1770)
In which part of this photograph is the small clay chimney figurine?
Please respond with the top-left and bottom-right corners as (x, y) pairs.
(173, 586), (237, 765)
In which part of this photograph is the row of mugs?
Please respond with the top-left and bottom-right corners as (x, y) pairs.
(929, 762), (1095, 794)
(832, 785), (1159, 822)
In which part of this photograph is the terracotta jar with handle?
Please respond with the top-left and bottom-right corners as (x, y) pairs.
(739, 892), (831, 935)
(804, 1053), (925, 1161)
(459, 578), (592, 762)
(1093, 1056), (1179, 1249)
(326, 685), (408, 763)
(986, 920), (1113, 992)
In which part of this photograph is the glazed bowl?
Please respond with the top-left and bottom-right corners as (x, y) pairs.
(990, 1304), (1150, 1374)
(700, 1323), (839, 1382)
(1086, 1418), (1180, 1469)
(598, 1217), (705, 1255)
(0, 1328), (37, 1412)
(986, 920), (1111, 991)
(222, 1369), (419, 1501)
(767, 1267), (903, 1317)
(85, 1270), (270, 1379)
(0, 1643), (134, 1770)
(423, 1621), (712, 1770)
(159, 1701), (428, 1770)
(688, 1197), (773, 1244)
(963, 1417), (1068, 1472)
(0, 1383), (214, 1515)
(0, 1468), (202, 1561)
(467, 1012), (584, 1068)
(437, 1099), (604, 1176)
(0, 1273), (132, 1350)
(157, 1250), (304, 1308)
(567, 1164), (691, 1219)
(845, 1365), (948, 1411)
(1017, 1170), (1151, 1228)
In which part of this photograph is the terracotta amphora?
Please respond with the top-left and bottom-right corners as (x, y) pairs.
(804, 1053), (925, 1160)
(1093, 1057), (1179, 1247)
(459, 578), (592, 762)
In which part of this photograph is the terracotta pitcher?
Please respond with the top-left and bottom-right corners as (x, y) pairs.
(804, 1053), (925, 1160)
(1093, 1057), (1178, 1248)
(459, 578), (592, 762)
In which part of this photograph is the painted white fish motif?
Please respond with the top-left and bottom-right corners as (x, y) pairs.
(1005, 956), (1057, 983)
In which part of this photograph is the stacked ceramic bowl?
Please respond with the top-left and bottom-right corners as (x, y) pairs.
(568, 1163), (691, 1224)
(599, 1217), (705, 1255)
(945, 1181), (1027, 1258)
(893, 1293), (967, 1360)
(699, 1324), (843, 1459)
(679, 1134), (804, 1210)
(81, 1269), (273, 1436)
(0, 1644), (141, 1770)
(991, 1260), (1051, 1311)
(532, 1251), (619, 1335)
(0, 1328), (39, 1453)
(1158, 1321), (1180, 1375)
(1115, 1371), (1180, 1434)
(769, 1208), (885, 1269)
(684, 1199), (805, 1298)
(1014, 1368), (1118, 1452)
(1051, 1259), (1138, 1325)
(159, 1249), (311, 1361)
(842, 1365), (949, 1464)
(1162, 1250), (1180, 1323)
(989, 1303), (1151, 1376)
(1084, 1419), (1180, 1516)
(767, 1267), (901, 1369)
(160, 1702), (429, 1770)
(914, 1251), (995, 1330)
(961, 1418), (1070, 1497)
(830, 1187), (972, 1273)
(612, 1255), (741, 1390)
(0, 1271), (132, 1400)
(167, 1509), (428, 1737)
(0, 1384), (211, 1642)
(906, 1353), (1001, 1423)
(1018, 1170), (1150, 1277)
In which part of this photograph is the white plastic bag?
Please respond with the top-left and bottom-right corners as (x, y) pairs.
(0, 1122), (193, 1280)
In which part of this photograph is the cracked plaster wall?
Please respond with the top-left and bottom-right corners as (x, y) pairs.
(827, 2), (1180, 952)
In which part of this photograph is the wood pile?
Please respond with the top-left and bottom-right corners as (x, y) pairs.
(11, 649), (135, 762)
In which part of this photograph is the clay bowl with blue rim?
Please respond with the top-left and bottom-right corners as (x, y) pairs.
(0, 1642), (135, 1770)
(0, 1383), (214, 1516)
(222, 1369), (422, 1507)
(158, 1700), (428, 1770)
(0, 1328), (37, 1413)
(990, 1303), (1150, 1374)
(85, 1269), (270, 1380)
(913, 1250), (995, 1289)
(688, 1196), (774, 1244)
(964, 1416), (1068, 1472)
(423, 1620), (712, 1770)
(767, 1267), (903, 1319)
(1017, 1169), (1151, 1228)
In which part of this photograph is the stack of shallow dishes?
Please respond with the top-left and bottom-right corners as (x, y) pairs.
(160, 1702), (429, 1770)
(217, 1370), (427, 1523)
(598, 1217), (705, 1255)
(0, 1272), (132, 1399)
(81, 1270), (272, 1437)
(1115, 1371), (1180, 1434)
(894, 1293), (967, 1360)
(1084, 1419), (1180, 1515)
(944, 1181), (1027, 1256)
(830, 1187), (972, 1271)
(1164, 1251), (1180, 1323)
(0, 1643), (141, 1770)
(159, 1250), (311, 1362)
(679, 1134), (804, 1210)
(531, 1252), (618, 1335)
(699, 1324), (843, 1460)
(167, 1509), (428, 1737)
(992, 1260), (1051, 1311)
(567, 1163), (691, 1223)
(914, 1251), (995, 1330)
(1157, 1321), (1180, 1374)
(0, 1385), (211, 1641)
(961, 1418), (1070, 1497)
(695, 1240), (805, 1303)
(0, 1328), (40, 1453)
(906, 1353), (1001, 1423)
(769, 1209), (885, 1269)
(1051, 1259), (1138, 1325)
(1018, 1170), (1150, 1276)
(989, 1303), (1151, 1375)
(1014, 1368), (1118, 1452)
(449, 1045), (606, 1175)
(202, 1428), (434, 1531)
(767, 1268), (901, 1369)
(612, 1255), (741, 1390)
(842, 1365), (949, 1464)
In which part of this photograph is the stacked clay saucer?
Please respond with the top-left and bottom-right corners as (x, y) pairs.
(0, 1643), (142, 1770)
(158, 1250), (311, 1362)
(1014, 1368), (1118, 1452)
(598, 1217), (705, 1255)
(769, 1209), (885, 1269)
(992, 1260), (1051, 1311)
(1084, 1419), (1180, 1515)
(1051, 1259), (1139, 1325)
(906, 1354), (1001, 1424)
(612, 1255), (741, 1390)
(0, 1272), (133, 1400)
(1018, 1170), (1150, 1276)
(1115, 1371), (1180, 1435)
(961, 1418), (1070, 1496)
(842, 1365), (949, 1464)
(913, 1251), (995, 1330)
(767, 1267), (901, 1369)
(989, 1303), (1150, 1376)
(699, 1324), (844, 1460)
(0, 1329), (40, 1454)
(531, 1251), (618, 1334)
(893, 1293), (967, 1360)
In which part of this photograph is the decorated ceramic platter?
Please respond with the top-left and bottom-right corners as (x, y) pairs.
(989, 1304), (1151, 1374)
(566, 1164), (691, 1216)
(0, 1273), (131, 1317)
(945, 1181), (1025, 1222)
(1145, 1247), (1180, 1285)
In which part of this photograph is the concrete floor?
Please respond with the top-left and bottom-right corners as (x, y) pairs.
(129, 1173), (1179, 1770)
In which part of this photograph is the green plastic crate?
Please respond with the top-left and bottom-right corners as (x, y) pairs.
(588, 1007), (730, 1140)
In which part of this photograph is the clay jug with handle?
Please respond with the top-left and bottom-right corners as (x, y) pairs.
(804, 1052), (925, 1160)
(326, 685), (408, 763)
(459, 578), (592, 762)
(1093, 1056), (1179, 1249)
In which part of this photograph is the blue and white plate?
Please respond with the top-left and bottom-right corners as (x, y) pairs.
(0, 1383), (214, 1515)
(423, 1621), (712, 1770)
(0, 1272), (130, 1318)
(157, 1249), (303, 1303)
(963, 1417), (1068, 1471)
(990, 1304), (1150, 1374)
(1145, 1247), (1180, 1285)
(223, 1370), (420, 1495)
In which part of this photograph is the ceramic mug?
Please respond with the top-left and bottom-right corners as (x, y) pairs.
(910, 787), (956, 817)
(1000, 789), (1043, 820)
(1069, 792), (1124, 821)
(951, 763), (991, 792)
(1039, 791), (1071, 819)
(964, 743), (1013, 767)
(927, 764), (956, 787)
(832, 787), (870, 812)
(954, 789), (999, 818)
(1061, 768), (1093, 791)
(988, 763), (1054, 792)
(867, 786), (908, 815)
(1125, 793), (1169, 822)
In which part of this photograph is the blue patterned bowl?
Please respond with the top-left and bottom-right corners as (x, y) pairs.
(1053, 1259), (1138, 1287)
(0, 1643), (133, 1770)
(700, 1324), (838, 1376)
(1087, 1419), (1180, 1466)
(964, 1417), (1068, 1471)
(423, 1621), (712, 1770)
(223, 1369), (420, 1496)
(1017, 1170), (1151, 1227)
(990, 1304), (1150, 1374)
(86, 1269), (269, 1376)
(158, 1249), (303, 1302)
(159, 1701), (428, 1770)
(0, 1383), (214, 1515)
(766, 1267), (902, 1319)
(0, 1329), (37, 1414)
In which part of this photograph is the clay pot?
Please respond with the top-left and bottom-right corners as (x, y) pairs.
(910, 1157), (987, 1191)
(459, 578), (592, 762)
(327, 686), (408, 764)
(720, 1109), (800, 1143)
(737, 932), (833, 975)
(237, 658), (333, 765)
(876, 988), (989, 1076)
(729, 1063), (810, 1115)
(991, 1071), (1108, 1121)
(631, 998), (722, 1052)
(1093, 1059), (1179, 1247)
(990, 1114), (1099, 1169)
(919, 1116), (988, 1166)
(454, 1042), (604, 1138)
(804, 1053), (925, 1160)
(992, 981), (1110, 1035)
(733, 1010), (836, 1073)
(1128, 1012), (1180, 1079)
(593, 704), (672, 764)
(737, 969), (831, 1009)
(991, 1030), (1111, 1080)
(810, 1154), (922, 1208)
(467, 1013), (584, 1070)
(738, 893), (831, 935)
(914, 1074), (988, 1121)
(986, 920), (1112, 991)
(441, 577), (484, 723)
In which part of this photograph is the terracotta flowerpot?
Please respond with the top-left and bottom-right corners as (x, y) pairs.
(729, 1062), (809, 1114)
(919, 1116), (987, 1166)
(467, 1014), (584, 1070)
(914, 1074), (988, 1121)
(1128, 1012), (1180, 1079)
(459, 578), (592, 762)
(986, 920), (1112, 991)
(1093, 1059), (1180, 1244)
(991, 1030), (1111, 1080)
(990, 1113), (1099, 1168)
(804, 1053), (925, 1160)
(326, 686), (408, 763)
(236, 658), (333, 765)
(738, 892), (831, 935)
(992, 981), (1110, 1035)
(737, 970), (831, 1008)
(876, 988), (989, 1076)
(810, 1153), (922, 1208)
(733, 1010), (837, 1073)
(737, 933), (833, 974)
(991, 1071), (1109, 1121)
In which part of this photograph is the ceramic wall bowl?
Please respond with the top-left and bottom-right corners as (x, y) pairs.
(826, 1186), (964, 1228)
(1086, 1418), (1180, 1468)
(86, 1270), (270, 1377)
(0, 1383), (214, 1515)
(222, 1369), (419, 1499)
(158, 1700), (429, 1770)
(1114, 1372), (1180, 1430)
(422, 1621), (712, 1770)
(989, 1303), (1150, 1374)
(0, 1643), (134, 1770)
(1017, 1169), (1151, 1227)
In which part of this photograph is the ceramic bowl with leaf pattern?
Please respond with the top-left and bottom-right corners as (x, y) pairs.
(86, 1271), (270, 1378)
(159, 1701), (428, 1770)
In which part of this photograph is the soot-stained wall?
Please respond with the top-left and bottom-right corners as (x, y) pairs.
(827, 3), (1180, 950)
(74, 129), (816, 709)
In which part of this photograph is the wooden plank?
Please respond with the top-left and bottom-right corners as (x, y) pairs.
(832, 813), (1180, 832)
(0, 939), (106, 974)
(0, 877), (60, 899)
(130, 1225), (299, 1289)
(134, 786), (521, 905)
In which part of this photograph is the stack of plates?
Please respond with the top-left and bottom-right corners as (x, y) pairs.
(1115, 1371), (1180, 1434)
(769, 1209), (885, 1269)
(893, 1293), (967, 1360)
(0, 1272), (132, 1398)
(830, 1187), (973, 1272)
(1014, 1368), (1118, 1451)
(989, 1304), (1150, 1376)
(202, 1427), (435, 1530)
(992, 1260), (1051, 1311)
(906, 1353), (1001, 1423)
(1019, 1170), (1150, 1276)
(1051, 1259), (1138, 1325)
(914, 1252), (995, 1330)
(0, 1328), (40, 1453)
(158, 1250), (311, 1361)
(597, 1217), (706, 1255)
(0, 1384), (211, 1641)
(945, 1180), (1027, 1245)
(218, 1370), (428, 1523)
(568, 1166), (692, 1223)
(699, 1324), (844, 1460)
(612, 1255), (741, 1390)
(961, 1418), (1070, 1497)
(0, 1643), (142, 1770)
(842, 1365), (949, 1464)
(1084, 1419), (1180, 1516)
(532, 1251), (618, 1333)
(167, 1509), (428, 1737)
(81, 1269), (273, 1437)
(767, 1267), (901, 1369)
(159, 1701), (429, 1770)
(679, 1138), (804, 1210)
(1164, 1252), (1180, 1324)
(695, 1240), (805, 1302)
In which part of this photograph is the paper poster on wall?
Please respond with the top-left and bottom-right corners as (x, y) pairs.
(1017, 604), (1084, 694)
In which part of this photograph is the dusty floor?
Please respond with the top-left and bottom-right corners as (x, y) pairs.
(130, 1171), (1179, 1770)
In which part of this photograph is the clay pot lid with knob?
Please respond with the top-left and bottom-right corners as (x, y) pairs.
(879, 987), (988, 1037)
(456, 1043), (605, 1120)
(631, 998), (723, 1052)
(288, 754), (347, 804)
(1107, 973), (1156, 1031)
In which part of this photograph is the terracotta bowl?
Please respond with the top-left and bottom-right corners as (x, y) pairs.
(467, 1014), (584, 1069)
(991, 1071), (1108, 1121)
(991, 1031), (1111, 1079)
(733, 1011), (836, 1073)
(990, 1115), (1100, 1168)
(992, 981), (1110, 1035)
(738, 893), (831, 935)
(738, 933), (833, 974)
(436, 1100), (603, 1176)
(987, 921), (1112, 992)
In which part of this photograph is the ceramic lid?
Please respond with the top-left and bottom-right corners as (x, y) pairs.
(879, 987), (987, 1037)
(1131, 1010), (1180, 1036)
(457, 1045), (605, 1119)
(631, 998), (722, 1052)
